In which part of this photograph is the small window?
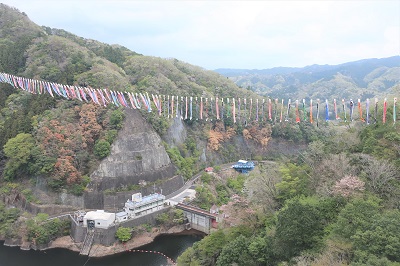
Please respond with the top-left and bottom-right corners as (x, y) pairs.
(97, 222), (100, 225)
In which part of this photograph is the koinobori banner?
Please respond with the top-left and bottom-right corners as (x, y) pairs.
(0, 72), (398, 126)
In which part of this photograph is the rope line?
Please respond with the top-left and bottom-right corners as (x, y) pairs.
(0, 72), (398, 125)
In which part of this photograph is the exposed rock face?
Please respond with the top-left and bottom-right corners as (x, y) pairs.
(164, 117), (187, 147)
(85, 109), (178, 209)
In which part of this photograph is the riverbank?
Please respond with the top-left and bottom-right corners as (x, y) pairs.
(42, 225), (204, 258)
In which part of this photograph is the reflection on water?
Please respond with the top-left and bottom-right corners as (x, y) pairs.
(0, 234), (203, 266)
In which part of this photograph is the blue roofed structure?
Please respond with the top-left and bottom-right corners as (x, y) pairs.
(232, 160), (255, 173)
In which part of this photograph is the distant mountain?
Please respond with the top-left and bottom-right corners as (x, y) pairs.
(215, 56), (400, 100)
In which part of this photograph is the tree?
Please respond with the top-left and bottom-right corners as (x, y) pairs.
(109, 108), (125, 129)
(116, 226), (132, 242)
(94, 139), (111, 158)
(207, 129), (224, 151)
(245, 161), (281, 212)
(193, 230), (227, 265)
(356, 154), (400, 199)
(275, 163), (312, 202)
(332, 175), (365, 198)
(216, 235), (255, 266)
(79, 103), (102, 147)
(248, 235), (278, 265)
(352, 210), (400, 263)
(176, 246), (201, 266)
(242, 124), (272, 148)
(274, 197), (325, 259)
(311, 153), (357, 196)
(331, 196), (381, 240)
(26, 214), (68, 245)
(3, 133), (35, 179)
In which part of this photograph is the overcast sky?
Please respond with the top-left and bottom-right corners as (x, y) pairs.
(3, 0), (400, 70)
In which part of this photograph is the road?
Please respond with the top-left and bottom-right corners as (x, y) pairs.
(165, 162), (235, 202)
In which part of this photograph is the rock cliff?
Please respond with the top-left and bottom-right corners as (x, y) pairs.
(85, 109), (180, 209)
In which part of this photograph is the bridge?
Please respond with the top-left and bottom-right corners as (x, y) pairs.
(176, 203), (218, 234)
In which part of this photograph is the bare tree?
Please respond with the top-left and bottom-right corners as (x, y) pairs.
(300, 149), (357, 196)
(357, 154), (400, 198)
(244, 161), (281, 212)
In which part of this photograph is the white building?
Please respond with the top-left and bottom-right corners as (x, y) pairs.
(115, 211), (128, 223)
(124, 193), (165, 218)
(83, 210), (116, 229)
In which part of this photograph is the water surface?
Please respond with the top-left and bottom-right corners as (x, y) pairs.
(0, 234), (202, 266)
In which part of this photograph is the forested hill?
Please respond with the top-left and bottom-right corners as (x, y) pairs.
(215, 56), (400, 100)
(2, 4), (400, 266)
(0, 3), (255, 99)
(0, 3), (260, 193)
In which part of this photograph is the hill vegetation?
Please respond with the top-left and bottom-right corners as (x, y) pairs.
(1, 4), (400, 265)
(0, 3), (261, 196)
(178, 121), (400, 266)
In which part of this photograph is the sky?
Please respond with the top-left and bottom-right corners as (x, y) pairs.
(3, 0), (400, 70)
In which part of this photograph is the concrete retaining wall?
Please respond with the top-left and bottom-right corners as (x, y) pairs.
(85, 175), (184, 211)
(71, 221), (86, 243)
(20, 199), (79, 216)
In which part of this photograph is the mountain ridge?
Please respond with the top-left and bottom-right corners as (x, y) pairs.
(215, 56), (400, 76)
(215, 56), (400, 101)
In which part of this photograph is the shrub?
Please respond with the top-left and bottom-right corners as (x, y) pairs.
(94, 139), (111, 158)
(109, 108), (125, 129)
(116, 226), (132, 242)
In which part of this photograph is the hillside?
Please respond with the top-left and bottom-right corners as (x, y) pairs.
(215, 56), (400, 100)
(1, 4), (400, 266)
(0, 3), (270, 203)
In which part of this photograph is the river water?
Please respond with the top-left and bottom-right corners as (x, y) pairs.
(0, 234), (202, 266)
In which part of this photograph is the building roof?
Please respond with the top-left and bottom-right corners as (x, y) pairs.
(84, 210), (115, 221)
(116, 211), (128, 217)
(205, 167), (214, 172)
(176, 203), (217, 218)
(232, 160), (255, 169)
(125, 193), (165, 208)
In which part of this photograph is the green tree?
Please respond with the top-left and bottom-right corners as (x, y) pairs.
(26, 214), (68, 245)
(331, 196), (381, 240)
(196, 230), (227, 265)
(274, 197), (325, 259)
(179, 230), (227, 265)
(194, 185), (216, 210)
(177, 246), (201, 266)
(94, 139), (111, 158)
(166, 146), (197, 180)
(352, 210), (400, 263)
(116, 226), (132, 242)
(216, 235), (255, 266)
(227, 174), (246, 193)
(3, 133), (35, 179)
(248, 235), (278, 265)
(105, 129), (118, 144)
(109, 108), (125, 129)
(275, 163), (312, 203)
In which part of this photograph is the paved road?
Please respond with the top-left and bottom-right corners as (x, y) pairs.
(165, 162), (235, 200)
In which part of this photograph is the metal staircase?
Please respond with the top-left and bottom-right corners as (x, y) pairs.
(80, 230), (94, 256)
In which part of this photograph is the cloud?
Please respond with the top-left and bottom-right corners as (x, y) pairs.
(3, 0), (400, 69)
